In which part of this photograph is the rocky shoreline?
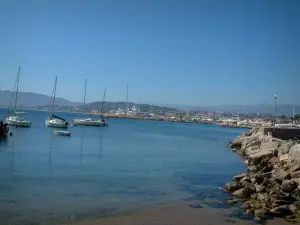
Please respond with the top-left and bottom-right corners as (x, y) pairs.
(225, 128), (300, 221)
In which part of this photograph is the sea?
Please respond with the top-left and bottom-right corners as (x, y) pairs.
(0, 109), (247, 224)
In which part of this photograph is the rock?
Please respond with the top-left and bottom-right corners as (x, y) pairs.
(251, 178), (256, 184)
(279, 154), (289, 163)
(289, 201), (300, 214)
(269, 205), (292, 216)
(268, 157), (280, 169)
(255, 184), (266, 193)
(248, 166), (258, 174)
(241, 181), (256, 192)
(251, 193), (258, 200)
(242, 200), (261, 210)
(281, 180), (297, 193)
(233, 188), (252, 199)
(248, 150), (274, 165)
(225, 182), (242, 193)
(241, 176), (251, 183)
(269, 189), (295, 203)
(278, 141), (295, 157)
(254, 174), (264, 184)
(257, 193), (269, 203)
(291, 171), (300, 179)
(292, 189), (300, 201)
(262, 178), (272, 188)
(255, 209), (269, 219)
(227, 198), (239, 204)
(230, 139), (243, 149)
(288, 144), (300, 164)
(281, 165), (300, 180)
(233, 173), (247, 181)
(259, 158), (269, 167)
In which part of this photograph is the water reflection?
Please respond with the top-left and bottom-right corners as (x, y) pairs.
(49, 133), (53, 173)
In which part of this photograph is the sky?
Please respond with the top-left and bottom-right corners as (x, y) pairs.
(0, 0), (300, 106)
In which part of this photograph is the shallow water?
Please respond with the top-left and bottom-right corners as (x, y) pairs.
(0, 109), (247, 224)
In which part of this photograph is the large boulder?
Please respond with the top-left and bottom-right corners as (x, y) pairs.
(248, 151), (274, 165)
(268, 157), (280, 169)
(255, 209), (269, 219)
(289, 201), (300, 214)
(278, 141), (296, 157)
(255, 184), (266, 193)
(225, 182), (242, 193)
(233, 188), (253, 199)
(257, 193), (269, 203)
(281, 180), (297, 193)
(280, 165), (300, 180)
(233, 173), (247, 181)
(288, 144), (300, 164)
(291, 171), (300, 179)
(291, 189), (300, 201)
(269, 205), (292, 216)
(279, 154), (289, 163)
(248, 141), (279, 165)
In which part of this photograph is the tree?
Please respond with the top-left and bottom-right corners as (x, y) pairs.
(294, 114), (300, 120)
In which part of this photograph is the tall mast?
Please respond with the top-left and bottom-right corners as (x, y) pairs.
(126, 84), (128, 114)
(51, 77), (57, 112)
(14, 66), (21, 113)
(100, 88), (106, 116)
(83, 78), (87, 110)
(7, 69), (19, 117)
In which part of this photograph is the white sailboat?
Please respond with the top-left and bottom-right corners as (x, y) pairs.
(73, 79), (106, 127)
(45, 77), (69, 128)
(6, 66), (31, 127)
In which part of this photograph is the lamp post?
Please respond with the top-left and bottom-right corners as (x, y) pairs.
(273, 95), (278, 128)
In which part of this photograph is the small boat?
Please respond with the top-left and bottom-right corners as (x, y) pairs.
(52, 130), (71, 136)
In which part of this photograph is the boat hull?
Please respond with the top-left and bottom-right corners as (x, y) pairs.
(45, 119), (68, 128)
(72, 119), (105, 127)
(53, 130), (71, 136)
(6, 117), (31, 127)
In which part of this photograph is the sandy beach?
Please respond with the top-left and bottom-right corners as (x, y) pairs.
(65, 202), (299, 225)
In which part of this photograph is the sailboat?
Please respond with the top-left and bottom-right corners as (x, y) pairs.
(45, 77), (69, 128)
(6, 66), (31, 127)
(72, 79), (106, 126)
(100, 88), (108, 126)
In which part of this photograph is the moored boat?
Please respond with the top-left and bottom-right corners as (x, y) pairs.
(45, 77), (69, 128)
(6, 66), (31, 128)
(52, 130), (71, 136)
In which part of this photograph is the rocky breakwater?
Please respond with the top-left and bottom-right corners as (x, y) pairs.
(226, 128), (300, 220)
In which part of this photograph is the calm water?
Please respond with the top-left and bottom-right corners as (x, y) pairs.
(0, 109), (247, 224)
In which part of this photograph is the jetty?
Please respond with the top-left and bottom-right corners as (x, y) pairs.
(225, 126), (300, 221)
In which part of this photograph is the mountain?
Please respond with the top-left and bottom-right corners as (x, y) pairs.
(0, 90), (79, 108)
(1, 90), (298, 116)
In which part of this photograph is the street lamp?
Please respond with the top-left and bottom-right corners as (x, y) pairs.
(273, 95), (278, 128)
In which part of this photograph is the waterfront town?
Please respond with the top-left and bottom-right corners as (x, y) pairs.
(31, 102), (300, 129)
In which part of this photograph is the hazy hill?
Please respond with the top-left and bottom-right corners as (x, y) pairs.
(0, 90), (78, 108)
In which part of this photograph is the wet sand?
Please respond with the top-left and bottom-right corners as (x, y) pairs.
(66, 202), (299, 225)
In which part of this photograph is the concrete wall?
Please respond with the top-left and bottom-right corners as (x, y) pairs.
(259, 127), (300, 140)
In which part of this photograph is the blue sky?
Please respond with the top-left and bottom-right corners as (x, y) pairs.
(0, 0), (299, 106)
